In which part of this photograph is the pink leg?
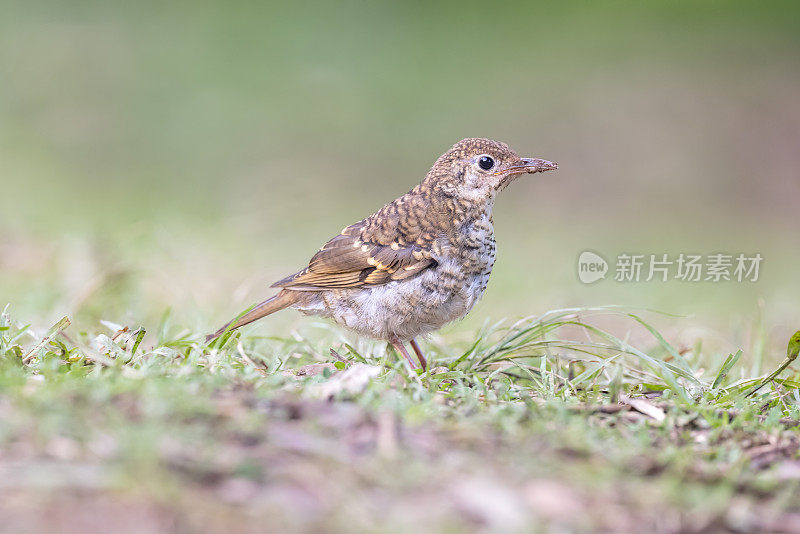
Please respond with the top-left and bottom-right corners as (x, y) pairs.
(390, 337), (418, 370)
(409, 338), (428, 371)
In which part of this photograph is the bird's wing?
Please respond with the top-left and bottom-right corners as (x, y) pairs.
(271, 220), (437, 290)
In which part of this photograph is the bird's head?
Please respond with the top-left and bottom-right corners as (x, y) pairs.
(425, 138), (557, 203)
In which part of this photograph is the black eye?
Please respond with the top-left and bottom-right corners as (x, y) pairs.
(478, 155), (495, 171)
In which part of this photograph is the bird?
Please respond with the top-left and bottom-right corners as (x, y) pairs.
(208, 138), (557, 370)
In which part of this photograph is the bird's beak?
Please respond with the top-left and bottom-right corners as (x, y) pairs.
(495, 157), (558, 177)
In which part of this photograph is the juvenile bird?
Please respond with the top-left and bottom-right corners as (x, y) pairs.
(209, 138), (557, 369)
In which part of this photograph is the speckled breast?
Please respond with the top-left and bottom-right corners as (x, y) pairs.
(454, 212), (496, 308)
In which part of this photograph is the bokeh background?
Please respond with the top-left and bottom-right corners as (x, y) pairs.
(1, 1), (798, 359)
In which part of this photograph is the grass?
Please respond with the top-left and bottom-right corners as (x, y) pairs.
(1, 304), (799, 532)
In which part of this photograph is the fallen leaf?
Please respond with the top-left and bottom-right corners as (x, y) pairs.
(620, 395), (666, 423)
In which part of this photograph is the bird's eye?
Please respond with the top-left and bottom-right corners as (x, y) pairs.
(478, 155), (495, 171)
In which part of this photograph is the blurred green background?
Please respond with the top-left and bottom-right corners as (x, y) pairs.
(1, 1), (798, 357)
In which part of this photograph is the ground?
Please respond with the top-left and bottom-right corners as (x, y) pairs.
(1, 308), (799, 533)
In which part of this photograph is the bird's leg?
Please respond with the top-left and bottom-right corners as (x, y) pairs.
(390, 337), (418, 370)
(409, 338), (428, 371)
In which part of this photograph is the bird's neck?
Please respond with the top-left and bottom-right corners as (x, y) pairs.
(409, 184), (494, 233)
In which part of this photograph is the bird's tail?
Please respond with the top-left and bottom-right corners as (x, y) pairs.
(206, 290), (298, 342)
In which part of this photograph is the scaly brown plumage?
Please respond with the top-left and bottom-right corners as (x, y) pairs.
(209, 138), (557, 370)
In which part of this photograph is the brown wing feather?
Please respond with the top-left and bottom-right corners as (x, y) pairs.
(271, 185), (449, 290)
(271, 221), (437, 291)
